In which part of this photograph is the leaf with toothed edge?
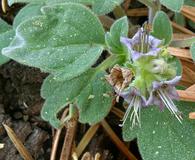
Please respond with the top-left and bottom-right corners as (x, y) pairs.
(41, 69), (95, 128)
(2, 3), (105, 81)
(123, 101), (195, 160)
(41, 70), (113, 128)
(77, 71), (113, 124)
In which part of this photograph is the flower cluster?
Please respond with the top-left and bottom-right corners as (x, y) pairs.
(106, 26), (182, 128)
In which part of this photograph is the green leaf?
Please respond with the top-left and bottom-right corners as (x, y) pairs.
(41, 69), (95, 128)
(152, 11), (173, 45)
(160, 0), (184, 12)
(0, 19), (14, 65)
(174, 13), (186, 26)
(13, 3), (43, 29)
(8, 0), (45, 6)
(105, 16), (129, 55)
(3, 3), (105, 81)
(123, 101), (195, 160)
(190, 42), (195, 62)
(77, 72), (113, 124)
(92, 0), (123, 15)
(170, 37), (195, 48)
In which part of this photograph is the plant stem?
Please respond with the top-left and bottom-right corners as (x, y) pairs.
(148, 0), (161, 24)
(96, 54), (119, 71)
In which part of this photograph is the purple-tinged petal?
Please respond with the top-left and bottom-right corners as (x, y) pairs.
(120, 37), (133, 50)
(148, 35), (162, 48)
(131, 50), (142, 61)
(166, 86), (179, 100)
(164, 76), (182, 86)
(152, 81), (163, 90)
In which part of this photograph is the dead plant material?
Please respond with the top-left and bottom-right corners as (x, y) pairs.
(181, 5), (195, 22)
(168, 47), (192, 59)
(76, 124), (100, 158)
(126, 8), (148, 17)
(1, 0), (9, 13)
(101, 120), (137, 160)
(60, 116), (78, 160)
(123, 0), (132, 11)
(50, 108), (69, 160)
(3, 124), (34, 160)
(189, 112), (195, 119)
(171, 21), (195, 36)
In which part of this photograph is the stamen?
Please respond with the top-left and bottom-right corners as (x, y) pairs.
(157, 89), (182, 123)
(119, 96), (135, 127)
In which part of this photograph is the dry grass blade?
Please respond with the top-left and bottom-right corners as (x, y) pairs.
(126, 8), (148, 17)
(3, 124), (34, 160)
(76, 124), (100, 158)
(1, 0), (8, 13)
(60, 116), (78, 160)
(181, 5), (195, 22)
(111, 107), (124, 119)
(171, 21), (195, 35)
(101, 120), (137, 160)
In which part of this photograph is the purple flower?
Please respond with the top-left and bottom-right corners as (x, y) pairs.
(120, 28), (162, 61)
(146, 76), (182, 122)
(116, 87), (147, 128)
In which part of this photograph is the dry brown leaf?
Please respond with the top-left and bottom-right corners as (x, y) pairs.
(181, 5), (195, 22)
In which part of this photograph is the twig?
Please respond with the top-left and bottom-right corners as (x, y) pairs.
(101, 120), (137, 160)
(171, 21), (195, 36)
(111, 107), (124, 119)
(50, 108), (69, 160)
(123, 0), (131, 11)
(126, 8), (148, 17)
(3, 124), (34, 160)
(76, 124), (100, 157)
(60, 110), (78, 160)
(181, 5), (195, 22)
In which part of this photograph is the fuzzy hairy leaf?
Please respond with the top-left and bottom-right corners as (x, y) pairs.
(13, 3), (43, 29)
(152, 11), (173, 45)
(105, 16), (128, 55)
(123, 101), (195, 160)
(9, 0), (124, 15)
(92, 0), (123, 15)
(160, 0), (184, 12)
(0, 19), (14, 65)
(41, 70), (112, 128)
(41, 69), (95, 128)
(8, 0), (44, 6)
(77, 72), (113, 124)
(3, 3), (105, 81)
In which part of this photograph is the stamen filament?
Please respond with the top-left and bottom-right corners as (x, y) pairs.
(157, 90), (182, 123)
